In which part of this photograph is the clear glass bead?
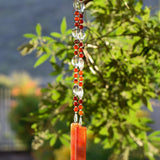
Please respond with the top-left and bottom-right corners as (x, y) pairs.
(78, 30), (86, 40)
(73, 85), (79, 96)
(79, 115), (82, 126)
(78, 58), (84, 70)
(72, 28), (79, 38)
(73, 0), (80, 10)
(79, 3), (85, 12)
(77, 87), (83, 99)
(72, 55), (79, 67)
(74, 112), (78, 122)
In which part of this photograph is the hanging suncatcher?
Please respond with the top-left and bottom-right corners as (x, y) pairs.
(71, 0), (87, 160)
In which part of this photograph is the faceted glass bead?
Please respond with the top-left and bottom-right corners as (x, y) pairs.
(73, 0), (80, 10)
(79, 25), (83, 29)
(79, 53), (84, 58)
(74, 51), (78, 55)
(79, 71), (83, 75)
(74, 113), (78, 122)
(79, 3), (85, 12)
(72, 28), (79, 38)
(74, 102), (78, 106)
(79, 99), (83, 104)
(79, 110), (84, 115)
(74, 79), (78, 83)
(73, 85), (79, 96)
(75, 17), (79, 21)
(77, 87), (83, 99)
(79, 82), (83, 87)
(78, 58), (84, 70)
(74, 73), (78, 78)
(74, 107), (79, 112)
(73, 96), (78, 101)
(78, 105), (83, 109)
(78, 30), (86, 40)
(72, 55), (79, 67)
(74, 68), (78, 72)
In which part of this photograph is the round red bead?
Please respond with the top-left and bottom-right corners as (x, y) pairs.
(74, 68), (78, 72)
(74, 11), (79, 15)
(79, 42), (83, 47)
(74, 45), (78, 49)
(79, 76), (83, 81)
(74, 39), (79, 44)
(79, 54), (84, 58)
(74, 51), (78, 55)
(79, 20), (83, 24)
(79, 48), (83, 52)
(79, 82), (83, 86)
(73, 96), (78, 101)
(78, 105), (83, 109)
(74, 102), (78, 106)
(74, 73), (78, 78)
(79, 14), (83, 18)
(74, 107), (78, 112)
(74, 79), (78, 83)
(79, 99), (83, 104)
(74, 22), (79, 26)
(79, 71), (83, 75)
(79, 110), (83, 115)
(75, 17), (79, 21)
(79, 25), (83, 29)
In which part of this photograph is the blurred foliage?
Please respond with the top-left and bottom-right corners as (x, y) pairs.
(19, 0), (160, 159)
(9, 73), (41, 150)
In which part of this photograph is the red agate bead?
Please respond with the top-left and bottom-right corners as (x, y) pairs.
(74, 79), (78, 83)
(79, 25), (83, 29)
(74, 39), (79, 44)
(74, 73), (78, 78)
(79, 19), (83, 24)
(79, 48), (83, 52)
(79, 42), (83, 47)
(74, 22), (79, 26)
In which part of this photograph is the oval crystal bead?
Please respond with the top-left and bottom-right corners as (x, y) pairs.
(77, 87), (83, 99)
(73, 85), (79, 96)
(78, 58), (84, 70)
(73, 0), (80, 10)
(72, 55), (79, 67)
(78, 30), (86, 40)
(72, 28), (79, 38)
(79, 3), (85, 12)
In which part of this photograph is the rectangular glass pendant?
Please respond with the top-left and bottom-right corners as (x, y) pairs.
(71, 123), (87, 160)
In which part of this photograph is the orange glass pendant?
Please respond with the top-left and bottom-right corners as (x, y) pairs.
(71, 123), (87, 160)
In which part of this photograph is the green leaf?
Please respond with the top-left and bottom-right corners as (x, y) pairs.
(61, 17), (67, 34)
(50, 134), (57, 146)
(34, 53), (50, 68)
(36, 23), (42, 36)
(56, 74), (63, 82)
(50, 32), (62, 38)
(148, 131), (160, 138)
(23, 33), (37, 39)
(59, 136), (70, 147)
(147, 100), (153, 112)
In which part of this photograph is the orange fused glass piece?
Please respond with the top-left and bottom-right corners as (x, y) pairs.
(74, 79), (78, 83)
(74, 68), (78, 72)
(74, 74), (78, 78)
(79, 110), (83, 115)
(78, 105), (83, 110)
(79, 82), (83, 87)
(71, 123), (87, 160)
